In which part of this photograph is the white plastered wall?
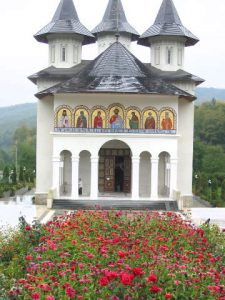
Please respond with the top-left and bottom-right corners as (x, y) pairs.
(48, 34), (83, 68)
(150, 37), (186, 71)
(177, 98), (194, 197)
(37, 92), (195, 201)
(36, 96), (54, 202)
(97, 33), (132, 54)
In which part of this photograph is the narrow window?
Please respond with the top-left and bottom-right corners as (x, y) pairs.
(50, 45), (55, 63)
(61, 46), (66, 62)
(155, 46), (160, 65)
(73, 45), (79, 64)
(167, 47), (173, 64)
(178, 48), (183, 66)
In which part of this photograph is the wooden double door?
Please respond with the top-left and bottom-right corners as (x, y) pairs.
(99, 149), (131, 193)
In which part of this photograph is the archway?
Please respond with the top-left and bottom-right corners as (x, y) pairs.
(79, 151), (91, 196)
(139, 151), (151, 197)
(98, 140), (132, 194)
(60, 150), (72, 196)
(158, 152), (171, 197)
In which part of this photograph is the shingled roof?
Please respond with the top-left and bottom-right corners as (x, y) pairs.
(36, 42), (195, 101)
(34, 0), (95, 45)
(138, 0), (199, 47)
(92, 0), (139, 41)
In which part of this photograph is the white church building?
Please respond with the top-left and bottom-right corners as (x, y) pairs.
(30, 0), (203, 209)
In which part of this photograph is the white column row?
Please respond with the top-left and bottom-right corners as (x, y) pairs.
(52, 156), (177, 200)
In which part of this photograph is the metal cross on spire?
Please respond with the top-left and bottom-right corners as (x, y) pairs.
(115, 0), (120, 41)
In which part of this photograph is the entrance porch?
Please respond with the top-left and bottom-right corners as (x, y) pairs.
(52, 139), (177, 202)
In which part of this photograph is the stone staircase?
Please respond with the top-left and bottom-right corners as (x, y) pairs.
(52, 199), (178, 211)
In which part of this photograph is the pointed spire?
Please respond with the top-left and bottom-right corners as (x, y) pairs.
(154, 0), (182, 25)
(34, 0), (95, 45)
(92, 0), (139, 41)
(138, 0), (199, 47)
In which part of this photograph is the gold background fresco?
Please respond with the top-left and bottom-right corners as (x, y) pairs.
(55, 105), (177, 130)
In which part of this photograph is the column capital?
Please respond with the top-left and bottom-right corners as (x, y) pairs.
(170, 158), (178, 164)
(151, 157), (159, 163)
(91, 156), (99, 163)
(132, 155), (140, 162)
(52, 157), (61, 163)
(72, 156), (79, 163)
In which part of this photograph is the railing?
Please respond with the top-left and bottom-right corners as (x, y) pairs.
(54, 128), (177, 134)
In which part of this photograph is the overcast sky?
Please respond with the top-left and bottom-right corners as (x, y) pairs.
(0, 0), (225, 107)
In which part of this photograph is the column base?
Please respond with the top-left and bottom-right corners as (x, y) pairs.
(34, 193), (48, 205)
(181, 195), (193, 209)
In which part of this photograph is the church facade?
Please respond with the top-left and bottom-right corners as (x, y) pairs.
(30, 0), (203, 207)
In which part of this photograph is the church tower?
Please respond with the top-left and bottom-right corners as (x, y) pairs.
(34, 0), (95, 70)
(138, 0), (199, 72)
(92, 0), (139, 53)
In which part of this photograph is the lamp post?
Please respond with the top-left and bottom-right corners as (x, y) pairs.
(23, 167), (26, 183)
(194, 174), (198, 194)
(208, 179), (212, 203)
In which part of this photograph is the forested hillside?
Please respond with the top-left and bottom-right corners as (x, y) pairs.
(195, 87), (225, 104)
(193, 101), (225, 206)
(0, 103), (36, 169)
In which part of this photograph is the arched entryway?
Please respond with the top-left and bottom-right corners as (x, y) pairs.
(158, 152), (171, 197)
(60, 150), (72, 196)
(98, 140), (132, 195)
(139, 151), (151, 197)
(79, 150), (91, 196)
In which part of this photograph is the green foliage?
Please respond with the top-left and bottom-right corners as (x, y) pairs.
(194, 102), (225, 206)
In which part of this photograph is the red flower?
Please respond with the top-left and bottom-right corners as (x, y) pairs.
(105, 271), (118, 280)
(147, 274), (158, 283)
(46, 296), (55, 300)
(133, 267), (144, 276)
(165, 293), (173, 299)
(120, 272), (134, 285)
(25, 225), (32, 231)
(66, 287), (76, 298)
(31, 293), (40, 300)
(118, 251), (127, 258)
(150, 285), (162, 293)
(99, 276), (109, 286)
(25, 255), (33, 261)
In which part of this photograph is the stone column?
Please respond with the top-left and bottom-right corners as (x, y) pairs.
(170, 158), (178, 198)
(151, 158), (159, 199)
(91, 156), (99, 199)
(52, 157), (60, 198)
(72, 156), (79, 199)
(132, 156), (140, 199)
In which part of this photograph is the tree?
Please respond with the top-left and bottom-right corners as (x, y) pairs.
(3, 166), (9, 183)
(221, 180), (225, 202)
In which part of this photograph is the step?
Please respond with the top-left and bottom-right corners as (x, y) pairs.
(52, 199), (178, 211)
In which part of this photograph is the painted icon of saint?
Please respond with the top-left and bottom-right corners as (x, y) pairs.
(76, 111), (87, 128)
(94, 111), (103, 128)
(129, 111), (139, 129)
(145, 111), (155, 129)
(161, 111), (173, 130)
(60, 109), (69, 128)
(110, 108), (123, 129)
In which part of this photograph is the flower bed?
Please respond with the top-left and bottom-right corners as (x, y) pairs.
(7, 211), (225, 299)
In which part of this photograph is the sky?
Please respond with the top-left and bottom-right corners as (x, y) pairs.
(0, 0), (225, 107)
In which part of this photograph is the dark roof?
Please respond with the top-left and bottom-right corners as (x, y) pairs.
(34, 0), (95, 45)
(35, 42), (195, 101)
(92, 0), (139, 41)
(28, 61), (91, 84)
(29, 62), (203, 87)
(138, 0), (199, 47)
(145, 64), (204, 85)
